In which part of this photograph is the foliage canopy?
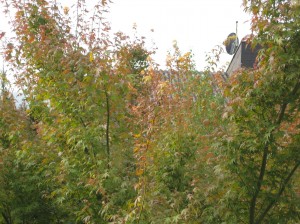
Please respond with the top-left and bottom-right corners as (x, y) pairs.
(0, 0), (299, 223)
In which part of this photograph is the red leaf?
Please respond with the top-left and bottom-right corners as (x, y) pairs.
(0, 32), (6, 40)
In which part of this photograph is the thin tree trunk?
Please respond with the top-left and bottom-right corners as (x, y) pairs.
(255, 162), (300, 224)
(105, 89), (110, 161)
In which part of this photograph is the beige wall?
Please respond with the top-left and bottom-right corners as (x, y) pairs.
(226, 43), (242, 76)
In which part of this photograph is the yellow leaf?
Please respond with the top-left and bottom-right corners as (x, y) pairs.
(63, 6), (69, 15)
(89, 52), (94, 62)
(133, 133), (141, 138)
(143, 75), (152, 83)
(136, 169), (144, 176)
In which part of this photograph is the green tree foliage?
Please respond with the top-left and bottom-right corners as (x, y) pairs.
(0, 0), (299, 223)
(1, 0), (141, 222)
(124, 44), (224, 223)
(0, 75), (68, 223)
(210, 0), (300, 223)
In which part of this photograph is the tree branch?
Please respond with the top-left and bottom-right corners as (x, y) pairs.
(255, 161), (300, 224)
(249, 144), (269, 224)
(276, 79), (300, 125)
(250, 79), (300, 224)
(1, 203), (12, 224)
(105, 89), (110, 160)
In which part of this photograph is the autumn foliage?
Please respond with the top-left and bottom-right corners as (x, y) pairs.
(0, 0), (299, 223)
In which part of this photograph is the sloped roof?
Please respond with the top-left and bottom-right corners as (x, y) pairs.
(226, 39), (261, 76)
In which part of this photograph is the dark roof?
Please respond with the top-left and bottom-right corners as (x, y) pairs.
(241, 42), (260, 68)
(226, 40), (261, 76)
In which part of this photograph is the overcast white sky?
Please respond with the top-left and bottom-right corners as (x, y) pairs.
(1, 0), (251, 71)
(107, 0), (251, 70)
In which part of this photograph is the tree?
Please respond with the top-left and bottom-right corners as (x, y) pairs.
(211, 0), (300, 223)
(0, 71), (68, 223)
(1, 0), (298, 223)
(0, 0), (152, 222)
(124, 44), (225, 223)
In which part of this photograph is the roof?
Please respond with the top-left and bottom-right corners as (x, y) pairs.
(226, 39), (261, 76)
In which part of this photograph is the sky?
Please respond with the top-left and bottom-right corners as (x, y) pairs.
(0, 0), (251, 71)
(107, 0), (252, 70)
